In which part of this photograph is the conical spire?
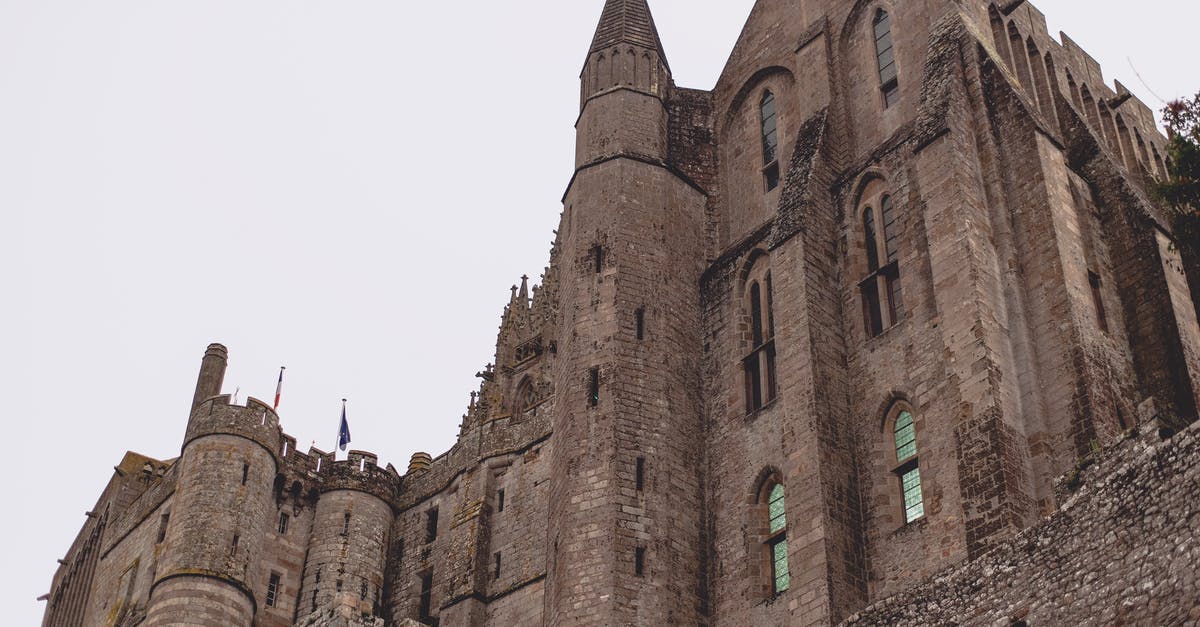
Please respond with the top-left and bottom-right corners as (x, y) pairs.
(589, 0), (668, 67)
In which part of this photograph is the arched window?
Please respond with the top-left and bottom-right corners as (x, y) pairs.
(889, 406), (924, 523)
(744, 264), (777, 414)
(859, 186), (904, 337)
(761, 91), (780, 191)
(763, 482), (789, 595)
(874, 10), (900, 107)
(513, 379), (538, 417)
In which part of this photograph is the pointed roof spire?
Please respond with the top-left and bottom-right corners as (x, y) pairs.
(589, 0), (668, 67)
(518, 275), (530, 303)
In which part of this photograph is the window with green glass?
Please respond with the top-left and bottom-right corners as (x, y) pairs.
(894, 410), (916, 461)
(901, 467), (924, 522)
(892, 409), (924, 523)
(765, 482), (789, 594)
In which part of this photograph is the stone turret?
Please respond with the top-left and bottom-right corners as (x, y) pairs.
(144, 346), (282, 626)
(576, 0), (672, 168)
(545, 0), (709, 623)
(297, 451), (399, 623)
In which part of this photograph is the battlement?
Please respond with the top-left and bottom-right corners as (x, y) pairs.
(979, 0), (1169, 178)
(184, 394), (282, 461)
(316, 450), (402, 505)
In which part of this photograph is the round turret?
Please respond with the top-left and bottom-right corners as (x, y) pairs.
(144, 388), (282, 626)
(296, 451), (399, 620)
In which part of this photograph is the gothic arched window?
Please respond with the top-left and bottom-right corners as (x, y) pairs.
(763, 481), (789, 595)
(744, 261), (777, 413)
(874, 10), (900, 107)
(761, 90), (780, 191)
(889, 405), (924, 523)
(514, 379), (538, 417)
(860, 186), (904, 337)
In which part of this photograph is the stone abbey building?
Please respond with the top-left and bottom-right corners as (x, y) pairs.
(42, 0), (1200, 625)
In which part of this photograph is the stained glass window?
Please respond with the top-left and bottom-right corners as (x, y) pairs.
(893, 409), (924, 523)
(768, 483), (786, 533)
(771, 538), (790, 593)
(901, 467), (924, 522)
(894, 411), (916, 461)
(766, 482), (789, 594)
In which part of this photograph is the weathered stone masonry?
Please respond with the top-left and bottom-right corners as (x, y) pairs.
(41, 0), (1199, 625)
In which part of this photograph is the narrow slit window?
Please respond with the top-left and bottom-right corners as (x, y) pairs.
(1089, 271), (1109, 332)
(593, 245), (603, 274)
(230, 534), (240, 556)
(242, 463), (250, 485)
(861, 191), (904, 336)
(419, 571), (434, 621)
(311, 590), (318, 612)
(635, 308), (645, 340)
(343, 512), (351, 535)
(636, 457), (645, 492)
(750, 282), (764, 346)
(761, 91), (780, 191)
(497, 489), (506, 513)
(494, 552), (502, 579)
(874, 10), (900, 107)
(635, 546), (646, 576)
(157, 513), (169, 544)
(360, 581), (368, 600)
(266, 572), (280, 608)
(863, 208), (880, 272)
(589, 367), (600, 407)
(744, 266), (778, 414)
(278, 512), (289, 535)
(426, 508), (439, 543)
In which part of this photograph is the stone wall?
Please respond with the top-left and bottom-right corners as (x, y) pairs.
(842, 419), (1200, 626)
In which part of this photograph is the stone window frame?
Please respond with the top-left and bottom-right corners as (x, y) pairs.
(855, 176), (905, 339)
(882, 398), (926, 526)
(750, 469), (790, 599)
(741, 251), (778, 416)
(266, 571), (281, 608)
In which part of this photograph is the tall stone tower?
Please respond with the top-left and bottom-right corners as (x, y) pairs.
(144, 345), (282, 626)
(545, 0), (709, 623)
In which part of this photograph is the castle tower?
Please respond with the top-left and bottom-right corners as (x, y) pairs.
(144, 345), (281, 626)
(545, 1), (709, 623)
(296, 451), (398, 622)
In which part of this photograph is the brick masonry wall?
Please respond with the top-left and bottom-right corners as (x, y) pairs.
(842, 421), (1200, 626)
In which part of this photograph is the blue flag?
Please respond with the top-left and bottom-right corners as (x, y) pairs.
(337, 401), (352, 452)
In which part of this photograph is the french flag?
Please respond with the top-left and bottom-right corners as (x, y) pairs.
(274, 367), (285, 410)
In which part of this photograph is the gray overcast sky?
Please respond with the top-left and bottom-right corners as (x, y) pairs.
(2, 0), (1194, 622)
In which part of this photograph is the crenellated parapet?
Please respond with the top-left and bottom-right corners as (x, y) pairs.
(975, 0), (1170, 184)
(185, 395), (282, 462)
(317, 451), (402, 506)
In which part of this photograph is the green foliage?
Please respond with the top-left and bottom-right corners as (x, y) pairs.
(1157, 94), (1200, 260)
